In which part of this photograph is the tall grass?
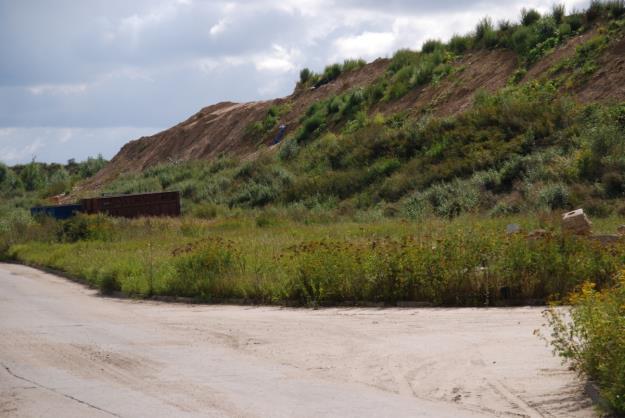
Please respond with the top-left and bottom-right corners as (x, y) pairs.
(6, 214), (625, 307)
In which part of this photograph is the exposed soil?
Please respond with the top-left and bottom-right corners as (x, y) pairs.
(575, 31), (625, 103)
(524, 29), (599, 81)
(85, 59), (389, 189)
(0, 263), (596, 418)
(84, 26), (625, 191)
(377, 49), (518, 118)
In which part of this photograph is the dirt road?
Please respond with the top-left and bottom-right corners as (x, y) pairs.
(0, 263), (594, 417)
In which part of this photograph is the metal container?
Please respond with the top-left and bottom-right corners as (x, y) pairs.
(81, 191), (181, 218)
(30, 204), (82, 220)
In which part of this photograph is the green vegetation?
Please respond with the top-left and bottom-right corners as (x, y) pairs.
(545, 274), (625, 415)
(98, 81), (625, 220)
(245, 103), (292, 142)
(1, 3), (624, 409)
(5, 214), (625, 308)
(0, 156), (108, 259)
(298, 58), (367, 89)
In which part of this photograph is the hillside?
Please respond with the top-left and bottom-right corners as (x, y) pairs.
(80, 5), (625, 219)
(87, 58), (389, 188)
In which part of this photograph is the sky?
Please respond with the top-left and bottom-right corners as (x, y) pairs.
(0, 0), (591, 165)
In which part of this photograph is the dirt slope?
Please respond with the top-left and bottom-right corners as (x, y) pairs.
(87, 29), (625, 189)
(87, 59), (389, 188)
(576, 33), (625, 103)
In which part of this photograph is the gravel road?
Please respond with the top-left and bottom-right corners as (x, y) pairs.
(0, 263), (595, 417)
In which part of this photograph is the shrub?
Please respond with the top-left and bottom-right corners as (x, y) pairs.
(99, 273), (121, 295)
(77, 154), (107, 178)
(0, 163), (23, 196)
(299, 68), (312, 84)
(318, 63), (342, 86)
(510, 25), (539, 56)
(422, 39), (443, 53)
(168, 239), (242, 299)
(559, 23), (573, 37)
(535, 17), (557, 41)
(606, 0), (625, 18)
(229, 182), (279, 207)
(602, 171), (624, 198)
(57, 214), (115, 243)
(19, 161), (46, 192)
(566, 13), (584, 32)
(545, 276), (625, 416)
(552, 4), (566, 24)
(586, 0), (604, 22)
(342, 58), (366, 72)
(191, 203), (221, 219)
(538, 183), (570, 209)
(521, 8), (541, 26)
(388, 49), (419, 74)
(448, 34), (472, 54)
(498, 19), (513, 32)
(45, 167), (71, 196)
(407, 179), (481, 218)
(475, 17), (498, 48)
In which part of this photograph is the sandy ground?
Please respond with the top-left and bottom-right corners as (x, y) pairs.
(0, 263), (595, 418)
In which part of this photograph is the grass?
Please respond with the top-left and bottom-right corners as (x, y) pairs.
(5, 213), (625, 307)
(0, 2), (623, 409)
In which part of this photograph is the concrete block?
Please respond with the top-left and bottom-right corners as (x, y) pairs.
(561, 209), (592, 235)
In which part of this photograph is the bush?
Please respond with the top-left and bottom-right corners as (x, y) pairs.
(498, 19), (513, 32)
(602, 171), (624, 198)
(168, 239), (242, 299)
(19, 161), (46, 192)
(99, 273), (121, 295)
(535, 17), (557, 41)
(545, 276), (625, 416)
(0, 163), (23, 196)
(566, 13), (584, 32)
(510, 25), (539, 56)
(318, 63), (342, 86)
(299, 68), (312, 84)
(475, 17), (498, 48)
(422, 39), (443, 53)
(521, 8), (541, 26)
(77, 154), (107, 178)
(586, 0), (604, 22)
(342, 58), (366, 72)
(191, 203), (221, 219)
(538, 183), (570, 209)
(448, 34), (472, 54)
(606, 0), (625, 18)
(552, 4), (566, 24)
(57, 214), (115, 243)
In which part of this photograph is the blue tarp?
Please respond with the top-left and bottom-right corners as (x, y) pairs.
(273, 124), (287, 145)
(30, 204), (82, 220)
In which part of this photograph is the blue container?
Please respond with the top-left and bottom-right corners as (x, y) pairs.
(30, 204), (82, 220)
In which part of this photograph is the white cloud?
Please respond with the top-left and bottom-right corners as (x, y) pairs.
(58, 128), (74, 144)
(0, 139), (44, 163)
(254, 45), (300, 73)
(333, 31), (396, 61)
(28, 83), (89, 96)
(210, 19), (229, 36)
(0, 127), (159, 164)
(1, 0), (597, 163)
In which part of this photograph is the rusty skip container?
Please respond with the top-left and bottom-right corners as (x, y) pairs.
(81, 191), (181, 218)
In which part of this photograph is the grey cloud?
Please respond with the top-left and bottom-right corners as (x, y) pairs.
(0, 0), (592, 164)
